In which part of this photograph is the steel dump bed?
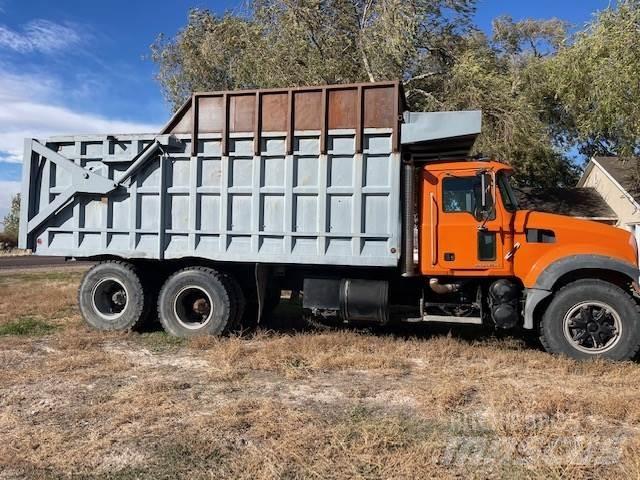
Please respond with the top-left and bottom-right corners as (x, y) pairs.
(19, 81), (480, 267)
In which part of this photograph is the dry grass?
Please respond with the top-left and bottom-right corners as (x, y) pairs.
(1, 269), (640, 479)
(0, 248), (29, 257)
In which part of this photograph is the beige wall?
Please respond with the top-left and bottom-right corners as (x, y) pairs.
(581, 163), (640, 231)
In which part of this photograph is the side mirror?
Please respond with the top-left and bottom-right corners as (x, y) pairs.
(480, 172), (488, 208)
(476, 172), (495, 221)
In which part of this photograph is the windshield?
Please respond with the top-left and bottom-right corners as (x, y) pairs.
(497, 172), (518, 212)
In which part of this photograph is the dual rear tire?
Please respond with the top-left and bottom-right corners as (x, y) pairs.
(157, 267), (244, 337)
(79, 261), (151, 331)
(79, 262), (245, 337)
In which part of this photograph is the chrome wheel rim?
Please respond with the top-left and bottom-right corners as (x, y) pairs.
(91, 277), (128, 321)
(563, 301), (622, 354)
(173, 286), (213, 329)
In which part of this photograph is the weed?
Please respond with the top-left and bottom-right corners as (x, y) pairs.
(136, 331), (186, 351)
(0, 316), (56, 336)
(0, 270), (83, 286)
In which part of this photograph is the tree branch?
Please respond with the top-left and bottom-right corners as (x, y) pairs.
(355, 0), (376, 82)
(405, 88), (445, 106)
(403, 71), (441, 84)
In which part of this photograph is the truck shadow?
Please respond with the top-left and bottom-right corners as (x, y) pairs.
(136, 297), (544, 354)
(263, 298), (546, 354)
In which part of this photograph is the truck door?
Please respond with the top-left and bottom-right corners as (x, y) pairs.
(435, 169), (503, 271)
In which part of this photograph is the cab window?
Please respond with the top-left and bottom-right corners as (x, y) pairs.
(442, 177), (478, 213)
(497, 172), (518, 212)
(442, 175), (494, 220)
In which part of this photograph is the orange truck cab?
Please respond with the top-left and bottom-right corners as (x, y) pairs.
(418, 159), (640, 360)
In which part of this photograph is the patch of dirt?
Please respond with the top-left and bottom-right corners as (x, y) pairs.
(104, 344), (211, 369)
(96, 447), (149, 473)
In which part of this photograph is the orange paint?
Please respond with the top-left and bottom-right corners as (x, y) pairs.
(419, 161), (637, 286)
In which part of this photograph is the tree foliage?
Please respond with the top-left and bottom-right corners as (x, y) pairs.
(151, 0), (640, 188)
(151, 0), (475, 108)
(413, 20), (579, 187)
(2, 193), (20, 243)
(546, 0), (640, 159)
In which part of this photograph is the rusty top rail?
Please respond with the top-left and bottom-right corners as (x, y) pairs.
(160, 80), (406, 157)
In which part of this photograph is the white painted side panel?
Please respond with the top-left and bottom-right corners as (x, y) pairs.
(24, 131), (401, 267)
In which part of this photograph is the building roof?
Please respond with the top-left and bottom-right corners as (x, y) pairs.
(590, 156), (640, 203)
(514, 187), (617, 220)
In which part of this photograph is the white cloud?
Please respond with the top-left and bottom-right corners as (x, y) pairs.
(0, 104), (159, 163)
(0, 69), (58, 101)
(0, 19), (82, 53)
(0, 19), (161, 229)
(0, 180), (20, 231)
(0, 70), (159, 163)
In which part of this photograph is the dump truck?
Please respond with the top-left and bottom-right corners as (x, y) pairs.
(19, 81), (640, 360)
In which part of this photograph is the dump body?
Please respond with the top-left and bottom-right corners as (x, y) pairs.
(20, 82), (405, 266)
(19, 81), (483, 267)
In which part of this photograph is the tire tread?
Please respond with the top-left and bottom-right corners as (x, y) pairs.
(157, 266), (234, 337)
(78, 260), (147, 331)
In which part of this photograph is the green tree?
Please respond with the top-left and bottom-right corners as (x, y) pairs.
(546, 0), (640, 159)
(151, 1), (584, 187)
(151, 1), (476, 110)
(414, 18), (579, 187)
(2, 193), (20, 242)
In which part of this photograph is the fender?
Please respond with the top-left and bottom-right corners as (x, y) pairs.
(522, 255), (640, 329)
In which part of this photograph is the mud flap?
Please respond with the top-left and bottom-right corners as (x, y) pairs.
(523, 288), (552, 329)
(254, 263), (269, 324)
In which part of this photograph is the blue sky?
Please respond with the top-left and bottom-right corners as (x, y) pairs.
(0, 0), (612, 223)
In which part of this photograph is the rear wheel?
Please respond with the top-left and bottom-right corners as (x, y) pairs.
(157, 267), (234, 337)
(220, 272), (245, 329)
(78, 261), (149, 331)
(540, 279), (640, 361)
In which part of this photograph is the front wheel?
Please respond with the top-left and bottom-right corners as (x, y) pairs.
(540, 279), (640, 361)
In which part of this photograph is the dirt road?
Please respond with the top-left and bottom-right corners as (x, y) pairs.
(0, 255), (92, 271)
